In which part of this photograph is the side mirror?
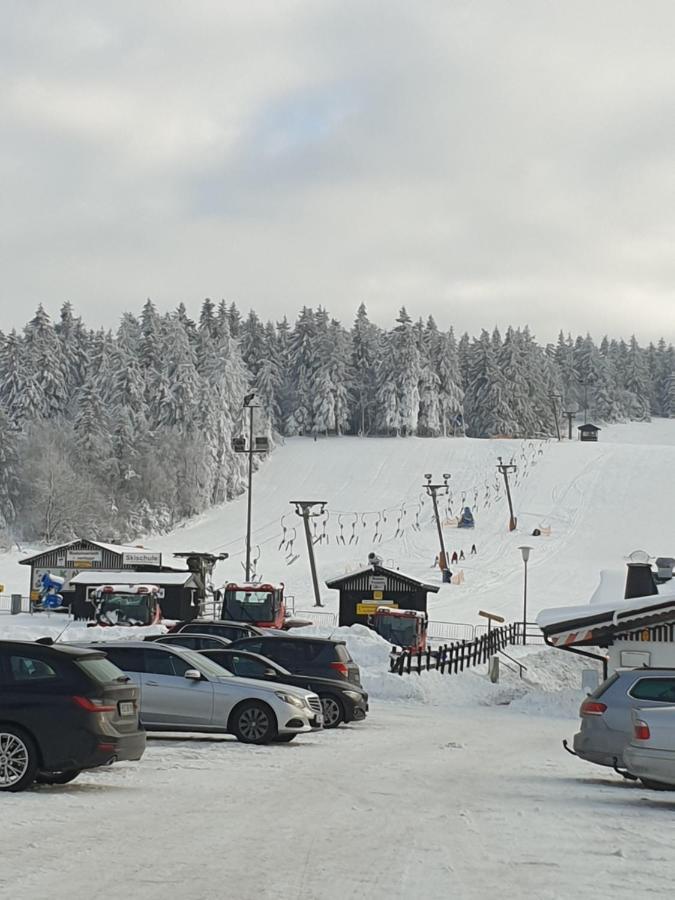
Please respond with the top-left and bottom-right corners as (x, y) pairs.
(264, 668), (276, 677)
(184, 669), (202, 681)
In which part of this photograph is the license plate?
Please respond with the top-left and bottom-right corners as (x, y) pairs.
(313, 714), (323, 727)
(119, 701), (135, 716)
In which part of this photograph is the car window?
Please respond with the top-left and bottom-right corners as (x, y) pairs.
(9, 654), (60, 683)
(630, 678), (675, 702)
(168, 636), (199, 649)
(102, 647), (146, 673)
(230, 655), (270, 678)
(239, 639), (264, 655)
(200, 638), (227, 649)
(143, 649), (191, 677)
(76, 657), (128, 684)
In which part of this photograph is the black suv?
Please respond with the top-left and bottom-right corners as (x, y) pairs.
(227, 635), (361, 685)
(201, 648), (368, 728)
(0, 640), (145, 792)
(167, 620), (265, 642)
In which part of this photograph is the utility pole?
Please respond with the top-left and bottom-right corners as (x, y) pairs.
(518, 546), (532, 645)
(549, 393), (562, 442)
(423, 474), (451, 570)
(564, 410), (575, 440)
(291, 500), (327, 607)
(497, 457), (518, 531)
(232, 393), (269, 581)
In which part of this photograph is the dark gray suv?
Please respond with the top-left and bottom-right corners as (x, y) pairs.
(572, 669), (675, 768)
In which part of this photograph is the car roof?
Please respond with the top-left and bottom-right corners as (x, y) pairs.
(159, 633), (230, 643)
(0, 639), (106, 659)
(81, 640), (188, 654)
(235, 634), (345, 645)
(182, 620), (255, 628)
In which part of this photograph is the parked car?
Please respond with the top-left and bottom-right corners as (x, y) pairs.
(624, 706), (675, 789)
(85, 641), (323, 743)
(0, 639), (145, 792)
(145, 633), (232, 651)
(168, 620), (265, 642)
(200, 648), (368, 728)
(228, 635), (361, 685)
(571, 669), (675, 769)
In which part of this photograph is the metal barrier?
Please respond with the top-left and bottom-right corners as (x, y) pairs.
(0, 594), (32, 615)
(427, 620), (476, 642)
(294, 609), (338, 627)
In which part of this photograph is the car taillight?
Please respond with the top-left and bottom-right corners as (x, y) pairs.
(330, 662), (349, 678)
(72, 696), (115, 713)
(634, 720), (651, 741)
(580, 699), (607, 716)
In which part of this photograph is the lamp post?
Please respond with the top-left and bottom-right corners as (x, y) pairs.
(232, 393), (269, 581)
(518, 546), (532, 645)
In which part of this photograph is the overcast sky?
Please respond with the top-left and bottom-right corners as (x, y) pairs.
(1, 0), (674, 343)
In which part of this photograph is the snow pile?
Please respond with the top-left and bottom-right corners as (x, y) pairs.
(0, 613), (166, 643)
(296, 623), (591, 716)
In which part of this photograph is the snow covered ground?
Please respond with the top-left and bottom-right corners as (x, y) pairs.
(1, 630), (673, 900)
(4, 422), (675, 898)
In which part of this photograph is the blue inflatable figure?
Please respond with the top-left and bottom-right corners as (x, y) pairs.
(457, 506), (475, 529)
(39, 572), (66, 609)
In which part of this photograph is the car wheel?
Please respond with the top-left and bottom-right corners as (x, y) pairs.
(0, 727), (39, 792)
(273, 735), (297, 743)
(35, 770), (82, 785)
(232, 702), (277, 744)
(640, 778), (675, 791)
(319, 694), (344, 728)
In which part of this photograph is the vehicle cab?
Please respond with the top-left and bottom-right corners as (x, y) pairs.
(221, 582), (285, 629)
(94, 584), (162, 627)
(372, 607), (428, 652)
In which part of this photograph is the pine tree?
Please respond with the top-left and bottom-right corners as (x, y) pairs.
(350, 303), (380, 435)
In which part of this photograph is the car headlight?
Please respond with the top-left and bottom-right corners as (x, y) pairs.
(343, 691), (363, 700)
(275, 691), (305, 709)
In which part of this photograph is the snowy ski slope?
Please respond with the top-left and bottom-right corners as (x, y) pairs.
(152, 418), (675, 624)
(4, 419), (675, 624)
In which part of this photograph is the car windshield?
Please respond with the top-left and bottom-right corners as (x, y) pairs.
(375, 616), (417, 645)
(179, 648), (233, 678)
(99, 595), (152, 625)
(225, 591), (274, 620)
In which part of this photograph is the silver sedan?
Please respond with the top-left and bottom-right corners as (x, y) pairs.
(81, 641), (323, 744)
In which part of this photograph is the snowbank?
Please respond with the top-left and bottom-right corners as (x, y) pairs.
(0, 612), (166, 643)
(296, 624), (591, 717)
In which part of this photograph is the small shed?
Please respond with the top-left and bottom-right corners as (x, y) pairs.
(19, 538), (182, 606)
(578, 423), (601, 442)
(325, 564), (439, 628)
(69, 570), (200, 621)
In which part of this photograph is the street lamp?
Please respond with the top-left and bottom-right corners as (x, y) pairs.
(518, 546), (532, 645)
(232, 393), (269, 581)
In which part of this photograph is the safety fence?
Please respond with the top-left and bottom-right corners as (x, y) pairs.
(0, 594), (32, 615)
(391, 622), (524, 676)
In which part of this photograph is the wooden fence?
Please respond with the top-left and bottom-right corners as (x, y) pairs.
(390, 622), (522, 676)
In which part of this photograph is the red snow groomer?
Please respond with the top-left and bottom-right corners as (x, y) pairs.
(93, 584), (162, 627)
(372, 607), (428, 652)
(221, 582), (286, 629)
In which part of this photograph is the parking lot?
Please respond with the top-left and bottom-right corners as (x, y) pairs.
(3, 699), (675, 900)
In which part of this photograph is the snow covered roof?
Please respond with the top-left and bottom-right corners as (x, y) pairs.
(71, 571), (196, 586)
(537, 580), (675, 647)
(325, 564), (439, 592)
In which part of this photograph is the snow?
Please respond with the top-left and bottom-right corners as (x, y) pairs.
(5, 423), (675, 898)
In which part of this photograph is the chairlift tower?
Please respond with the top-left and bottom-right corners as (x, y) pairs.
(423, 474), (451, 570)
(232, 393), (270, 581)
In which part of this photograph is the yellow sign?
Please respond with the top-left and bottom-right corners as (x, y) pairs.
(30, 590), (39, 601)
(641, 628), (650, 642)
(73, 560), (93, 569)
(0, 583), (4, 593)
(373, 590), (383, 600)
(356, 601), (398, 616)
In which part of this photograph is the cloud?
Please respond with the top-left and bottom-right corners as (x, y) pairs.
(1, 0), (674, 342)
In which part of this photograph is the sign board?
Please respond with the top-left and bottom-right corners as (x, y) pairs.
(369, 576), (387, 590)
(356, 601), (398, 616)
(122, 551), (162, 567)
(373, 590), (383, 601)
(478, 609), (505, 624)
(66, 550), (102, 564)
(31, 567), (80, 593)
